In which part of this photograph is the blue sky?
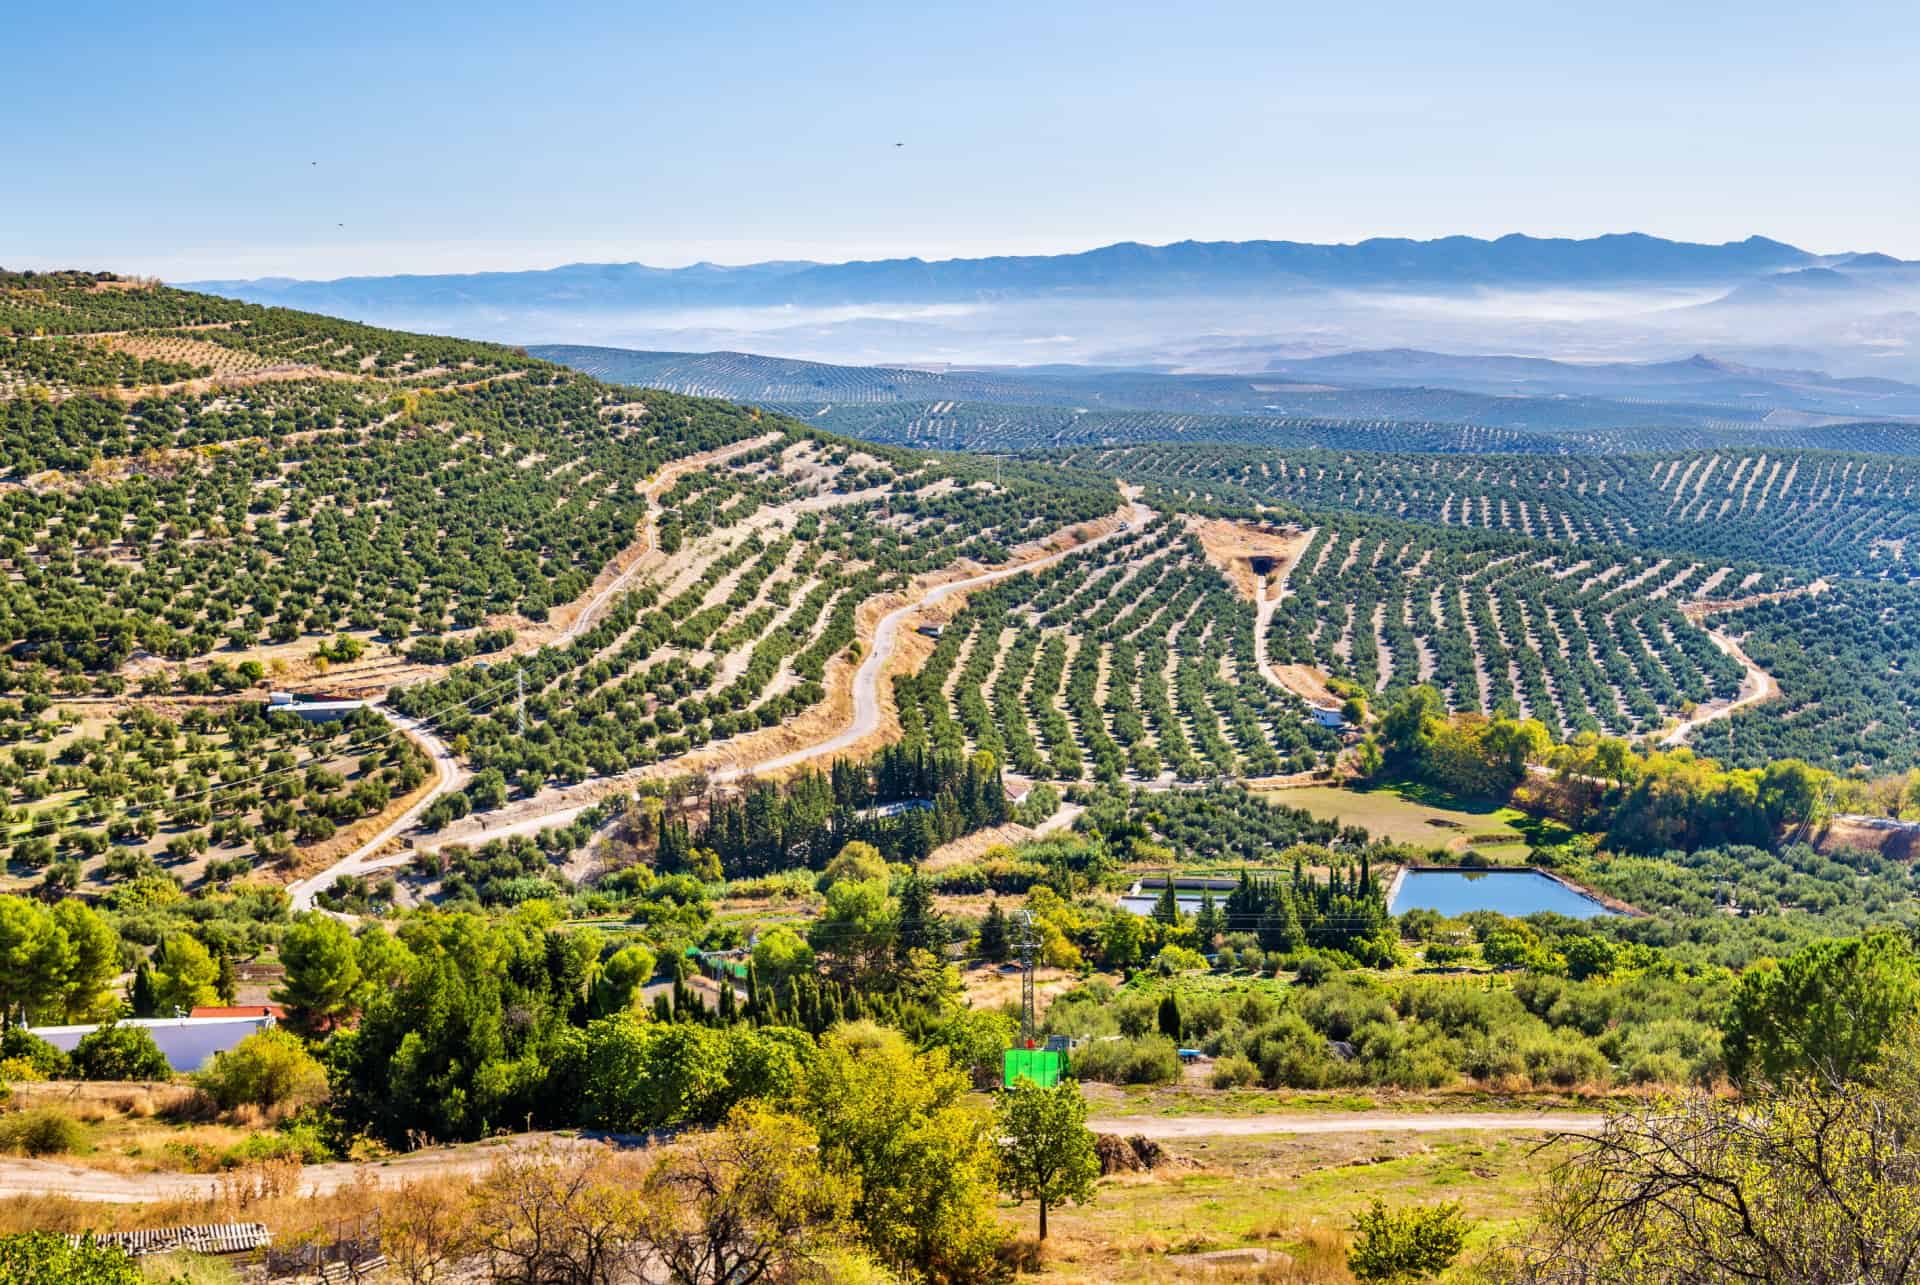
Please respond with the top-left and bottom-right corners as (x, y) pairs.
(8, 0), (1918, 279)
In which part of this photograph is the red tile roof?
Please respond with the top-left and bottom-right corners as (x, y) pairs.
(188, 1004), (286, 1020)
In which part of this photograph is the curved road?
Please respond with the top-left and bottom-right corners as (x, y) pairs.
(286, 708), (464, 913)
(1658, 627), (1777, 747)
(291, 494), (1147, 903)
(716, 498), (1149, 783)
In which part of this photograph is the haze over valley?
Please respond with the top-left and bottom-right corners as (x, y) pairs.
(9, 1), (1920, 1280)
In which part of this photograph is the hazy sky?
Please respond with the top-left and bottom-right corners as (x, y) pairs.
(9, 0), (1918, 280)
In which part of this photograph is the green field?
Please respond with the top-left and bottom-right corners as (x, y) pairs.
(1035, 1129), (1547, 1283)
(1262, 781), (1548, 862)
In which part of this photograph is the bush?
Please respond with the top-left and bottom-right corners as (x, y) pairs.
(1069, 1036), (1181, 1085)
(0, 1232), (140, 1282)
(0, 1108), (88, 1156)
(1347, 1199), (1470, 1284)
(0, 1028), (69, 1079)
(193, 1029), (327, 1112)
(72, 1024), (172, 1081)
(1209, 1053), (1258, 1088)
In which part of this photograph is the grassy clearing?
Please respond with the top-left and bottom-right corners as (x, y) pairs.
(1078, 1081), (1635, 1119)
(1027, 1129), (1547, 1282)
(1265, 780), (1564, 858)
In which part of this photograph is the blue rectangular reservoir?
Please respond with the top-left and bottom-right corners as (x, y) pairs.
(1388, 868), (1620, 920)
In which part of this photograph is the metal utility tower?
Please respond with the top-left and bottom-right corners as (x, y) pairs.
(1015, 908), (1041, 1044)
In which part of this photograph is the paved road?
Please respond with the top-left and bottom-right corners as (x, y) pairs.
(286, 707), (464, 913)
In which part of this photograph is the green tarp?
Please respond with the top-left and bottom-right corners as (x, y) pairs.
(1003, 1047), (1067, 1087)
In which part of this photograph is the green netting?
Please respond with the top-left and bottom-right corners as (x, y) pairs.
(1003, 1048), (1066, 1087)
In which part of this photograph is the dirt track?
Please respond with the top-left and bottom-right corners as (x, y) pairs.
(1086, 1111), (1603, 1139)
(1658, 628), (1777, 747)
(0, 1112), (1599, 1204)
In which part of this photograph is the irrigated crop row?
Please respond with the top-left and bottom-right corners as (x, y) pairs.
(1267, 520), (1757, 740)
(895, 519), (1341, 783)
(1076, 444), (1920, 578)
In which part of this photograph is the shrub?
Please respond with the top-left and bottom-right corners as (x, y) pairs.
(194, 1029), (327, 1112)
(1069, 1036), (1181, 1085)
(1347, 1198), (1470, 1284)
(72, 1024), (172, 1081)
(1247, 1013), (1347, 1089)
(0, 1028), (70, 1079)
(1518, 1034), (1610, 1089)
(1293, 954), (1336, 986)
(0, 1108), (88, 1156)
(0, 1232), (139, 1282)
(1210, 1053), (1258, 1089)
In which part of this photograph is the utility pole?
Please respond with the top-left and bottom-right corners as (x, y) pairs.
(1015, 908), (1041, 1046)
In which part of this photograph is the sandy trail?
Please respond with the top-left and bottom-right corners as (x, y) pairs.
(1086, 1111), (1604, 1139)
(1658, 628), (1777, 747)
(0, 1112), (1599, 1203)
(714, 495), (1150, 782)
(378, 492), (1150, 857)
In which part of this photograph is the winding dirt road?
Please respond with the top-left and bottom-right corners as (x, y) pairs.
(714, 494), (1151, 783)
(1658, 628), (1777, 747)
(290, 489), (1148, 902)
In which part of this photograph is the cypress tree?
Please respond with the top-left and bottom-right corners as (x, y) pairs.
(978, 900), (1011, 963)
(129, 962), (157, 1018)
(896, 872), (940, 961)
(744, 960), (762, 1022)
(215, 953), (237, 1005)
(1157, 993), (1182, 1041)
(1194, 891), (1221, 949)
(718, 977), (737, 1023)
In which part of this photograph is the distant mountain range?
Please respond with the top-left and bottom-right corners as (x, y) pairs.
(186, 233), (1909, 314)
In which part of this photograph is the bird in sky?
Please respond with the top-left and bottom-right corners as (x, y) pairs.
(894, 142), (904, 147)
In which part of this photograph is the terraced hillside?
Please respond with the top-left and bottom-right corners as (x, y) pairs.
(1077, 443), (1920, 578)
(386, 436), (1118, 817)
(0, 271), (1121, 898)
(891, 515), (1338, 784)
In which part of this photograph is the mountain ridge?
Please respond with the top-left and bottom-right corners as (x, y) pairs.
(185, 232), (1852, 313)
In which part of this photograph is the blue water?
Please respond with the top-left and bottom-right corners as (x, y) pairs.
(1118, 895), (1211, 917)
(1388, 869), (1619, 920)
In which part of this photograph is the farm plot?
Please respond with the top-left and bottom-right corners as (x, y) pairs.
(386, 440), (1119, 816)
(0, 699), (427, 898)
(1705, 580), (1920, 771)
(1080, 444), (1920, 579)
(892, 517), (1339, 784)
(1265, 519), (1758, 741)
(790, 402), (1571, 455)
(0, 378), (767, 676)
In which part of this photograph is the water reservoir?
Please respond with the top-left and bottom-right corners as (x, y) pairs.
(1386, 868), (1619, 920)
